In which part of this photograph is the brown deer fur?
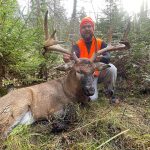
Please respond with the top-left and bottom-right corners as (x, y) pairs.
(0, 59), (103, 137)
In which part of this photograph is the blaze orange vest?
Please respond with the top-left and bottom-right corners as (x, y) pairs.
(77, 37), (103, 76)
(77, 37), (102, 59)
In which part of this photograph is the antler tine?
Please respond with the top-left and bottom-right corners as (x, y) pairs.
(72, 52), (80, 63)
(50, 30), (57, 39)
(43, 11), (70, 55)
(107, 26), (113, 46)
(96, 24), (131, 55)
(91, 26), (113, 62)
(46, 45), (71, 55)
(121, 18), (131, 41)
(119, 18), (131, 49)
(44, 10), (49, 40)
(71, 40), (80, 63)
(51, 30), (65, 44)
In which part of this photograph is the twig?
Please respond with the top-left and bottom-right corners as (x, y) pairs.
(96, 129), (129, 149)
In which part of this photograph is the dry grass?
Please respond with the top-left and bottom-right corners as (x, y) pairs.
(1, 96), (150, 150)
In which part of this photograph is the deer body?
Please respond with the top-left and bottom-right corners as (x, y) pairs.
(0, 68), (92, 137)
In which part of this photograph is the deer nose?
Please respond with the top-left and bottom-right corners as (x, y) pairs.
(84, 86), (95, 96)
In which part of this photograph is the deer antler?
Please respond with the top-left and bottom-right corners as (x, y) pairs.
(43, 11), (71, 55)
(119, 19), (131, 49)
(96, 22), (130, 56)
(44, 10), (49, 40)
(43, 10), (82, 70)
(121, 19), (131, 42)
(90, 26), (114, 62)
(107, 26), (113, 46)
(90, 26), (113, 62)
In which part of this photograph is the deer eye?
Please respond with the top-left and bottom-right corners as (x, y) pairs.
(76, 71), (84, 78)
(77, 70), (84, 74)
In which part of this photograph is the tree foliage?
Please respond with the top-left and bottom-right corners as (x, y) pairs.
(0, 0), (43, 87)
(0, 0), (70, 87)
(0, 0), (149, 92)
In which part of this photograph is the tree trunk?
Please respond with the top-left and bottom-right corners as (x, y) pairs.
(69, 0), (77, 41)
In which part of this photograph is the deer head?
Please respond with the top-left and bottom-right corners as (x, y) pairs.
(71, 58), (110, 96)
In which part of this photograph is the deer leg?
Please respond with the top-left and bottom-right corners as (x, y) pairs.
(98, 63), (118, 103)
(103, 64), (117, 95)
(2, 105), (34, 138)
(51, 109), (69, 133)
(51, 104), (77, 133)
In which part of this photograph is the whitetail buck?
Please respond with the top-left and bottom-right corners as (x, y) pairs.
(0, 11), (130, 138)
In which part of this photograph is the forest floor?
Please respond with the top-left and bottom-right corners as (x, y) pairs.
(1, 89), (149, 150)
(0, 54), (150, 150)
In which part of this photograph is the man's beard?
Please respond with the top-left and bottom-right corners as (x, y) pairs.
(82, 33), (93, 42)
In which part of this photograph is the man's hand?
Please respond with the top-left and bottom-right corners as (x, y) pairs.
(63, 54), (71, 63)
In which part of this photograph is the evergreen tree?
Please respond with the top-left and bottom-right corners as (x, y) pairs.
(96, 0), (129, 42)
(0, 0), (44, 89)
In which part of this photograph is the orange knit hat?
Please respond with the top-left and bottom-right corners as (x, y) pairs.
(80, 17), (95, 32)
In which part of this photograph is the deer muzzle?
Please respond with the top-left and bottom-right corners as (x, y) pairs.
(81, 75), (95, 96)
(83, 86), (95, 96)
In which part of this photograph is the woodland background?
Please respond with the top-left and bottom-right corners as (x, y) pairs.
(0, 0), (150, 149)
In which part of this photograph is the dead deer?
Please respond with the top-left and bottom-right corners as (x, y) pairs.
(0, 11), (130, 138)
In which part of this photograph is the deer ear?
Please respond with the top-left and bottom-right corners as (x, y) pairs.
(94, 62), (111, 71)
(55, 61), (74, 71)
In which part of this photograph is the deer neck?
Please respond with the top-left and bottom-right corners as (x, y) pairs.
(62, 70), (83, 101)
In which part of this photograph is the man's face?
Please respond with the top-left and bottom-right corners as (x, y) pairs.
(80, 23), (94, 40)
